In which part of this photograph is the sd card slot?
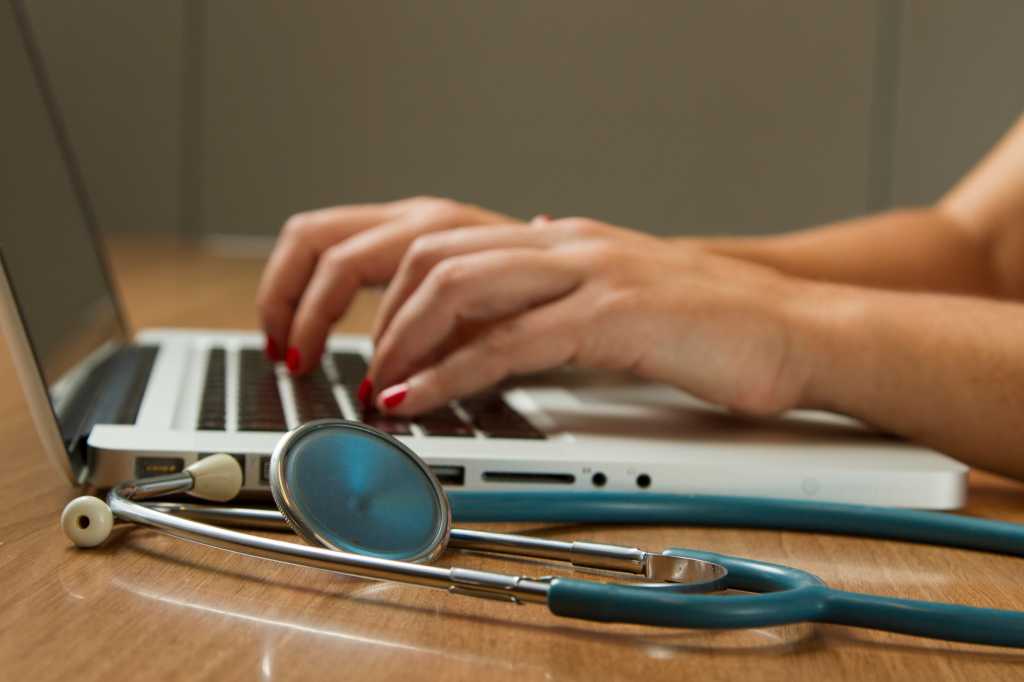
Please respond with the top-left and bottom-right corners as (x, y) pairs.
(482, 471), (575, 485)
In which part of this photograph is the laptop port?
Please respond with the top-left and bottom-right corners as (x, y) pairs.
(134, 457), (183, 478)
(591, 472), (607, 487)
(482, 471), (575, 485)
(429, 465), (465, 486)
(636, 473), (652, 489)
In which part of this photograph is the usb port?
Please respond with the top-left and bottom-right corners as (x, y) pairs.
(482, 471), (575, 485)
(430, 465), (465, 486)
(260, 456), (271, 484)
(134, 457), (183, 478)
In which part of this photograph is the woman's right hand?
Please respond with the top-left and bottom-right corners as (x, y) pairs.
(257, 196), (515, 374)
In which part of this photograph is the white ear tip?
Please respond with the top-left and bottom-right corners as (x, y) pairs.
(61, 496), (114, 548)
(186, 454), (243, 501)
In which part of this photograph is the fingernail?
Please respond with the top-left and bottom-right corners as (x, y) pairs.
(285, 347), (301, 373)
(379, 383), (408, 410)
(531, 213), (552, 225)
(265, 336), (280, 362)
(357, 377), (373, 405)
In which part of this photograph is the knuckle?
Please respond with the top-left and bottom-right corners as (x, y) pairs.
(557, 217), (604, 239)
(322, 244), (352, 269)
(428, 258), (473, 295)
(570, 241), (618, 269)
(415, 196), (463, 223)
(406, 234), (446, 272)
(282, 212), (314, 239)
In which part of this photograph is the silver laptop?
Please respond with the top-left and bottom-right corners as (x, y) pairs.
(0, 0), (968, 508)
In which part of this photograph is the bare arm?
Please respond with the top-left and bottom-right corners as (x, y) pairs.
(692, 115), (1024, 299)
(715, 114), (1024, 478)
(794, 282), (1024, 480)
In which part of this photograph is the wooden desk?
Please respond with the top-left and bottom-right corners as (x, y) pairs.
(3, 236), (1024, 681)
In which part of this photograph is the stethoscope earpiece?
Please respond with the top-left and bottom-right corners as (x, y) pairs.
(60, 453), (243, 548)
(61, 495), (113, 548)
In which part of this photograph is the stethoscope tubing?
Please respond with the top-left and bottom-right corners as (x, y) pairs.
(449, 491), (1024, 557)
(550, 549), (1024, 647)
(453, 493), (1024, 646)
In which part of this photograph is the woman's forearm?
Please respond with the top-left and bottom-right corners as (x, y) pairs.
(688, 115), (1024, 300)
(686, 207), (1000, 297)
(790, 281), (1024, 479)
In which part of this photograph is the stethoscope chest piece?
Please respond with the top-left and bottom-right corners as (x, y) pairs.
(269, 419), (452, 563)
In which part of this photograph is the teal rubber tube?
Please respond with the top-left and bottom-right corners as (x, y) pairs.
(548, 549), (1024, 646)
(448, 492), (1024, 556)
(548, 549), (829, 630)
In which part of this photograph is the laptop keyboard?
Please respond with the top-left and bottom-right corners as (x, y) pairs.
(238, 349), (288, 432)
(197, 348), (227, 430)
(198, 348), (545, 439)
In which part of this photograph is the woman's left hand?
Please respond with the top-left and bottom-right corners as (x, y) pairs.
(367, 217), (820, 417)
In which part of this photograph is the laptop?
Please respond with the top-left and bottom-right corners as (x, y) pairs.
(0, 0), (968, 508)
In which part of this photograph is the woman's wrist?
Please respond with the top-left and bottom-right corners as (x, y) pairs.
(774, 278), (873, 415)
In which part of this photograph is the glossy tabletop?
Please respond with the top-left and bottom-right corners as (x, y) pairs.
(3, 235), (1024, 681)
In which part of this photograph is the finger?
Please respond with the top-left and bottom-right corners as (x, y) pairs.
(371, 223), (556, 343)
(370, 248), (581, 390)
(258, 203), (403, 354)
(376, 295), (584, 415)
(284, 217), (447, 374)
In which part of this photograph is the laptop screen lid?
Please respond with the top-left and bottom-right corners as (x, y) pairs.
(0, 0), (129, 482)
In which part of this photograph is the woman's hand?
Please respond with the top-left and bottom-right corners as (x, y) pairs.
(257, 196), (514, 373)
(367, 217), (819, 417)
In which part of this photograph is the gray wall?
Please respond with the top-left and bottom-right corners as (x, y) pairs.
(25, 1), (1024, 240)
(28, 0), (185, 234)
(890, 0), (1024, 206)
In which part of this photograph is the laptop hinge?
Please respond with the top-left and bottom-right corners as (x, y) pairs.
(59, 344), (160, 461)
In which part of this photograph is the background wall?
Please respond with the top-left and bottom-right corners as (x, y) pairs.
(24, 0), (1024, 241)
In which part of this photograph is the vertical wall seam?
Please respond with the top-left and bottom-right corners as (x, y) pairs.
(179, 0), (205, 240)
(866, 0), (905, 212)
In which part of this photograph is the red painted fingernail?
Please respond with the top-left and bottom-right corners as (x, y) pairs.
(379, 383), (408, 410)
(285, 347), (301, 373)
(357, 377), (373, 406)
(265, 336), (281, 362)
(531, 213), (552, 224)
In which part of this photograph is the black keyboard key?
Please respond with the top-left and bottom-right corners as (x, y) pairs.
(197, 348), (226, 430)
(292, 366), (343, 422)
(332, 351), (369, 403)
(459, 391), (545, 439)
(239, 349), (287, 432)
(332, 352), (368, 386)
(415, 405), (474, 437)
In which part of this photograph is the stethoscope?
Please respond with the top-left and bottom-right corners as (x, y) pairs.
(62, 419), (1024, 647)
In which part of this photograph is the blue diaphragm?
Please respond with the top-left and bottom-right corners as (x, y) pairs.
(274, 421), (448, 561)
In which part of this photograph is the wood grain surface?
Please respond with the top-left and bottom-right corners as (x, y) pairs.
(3, 235), (1024, 681)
